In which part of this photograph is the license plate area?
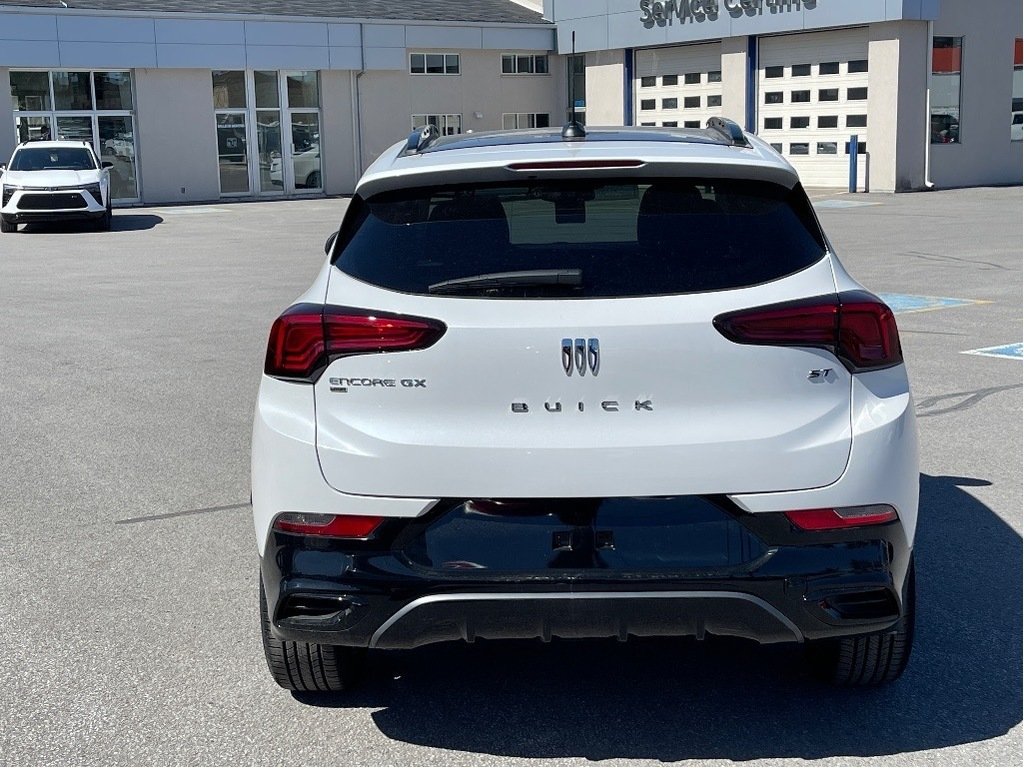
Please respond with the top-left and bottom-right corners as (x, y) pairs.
(396, 496), (767, 575)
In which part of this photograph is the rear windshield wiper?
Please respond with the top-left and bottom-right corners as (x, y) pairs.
(428, 269), (583, 295)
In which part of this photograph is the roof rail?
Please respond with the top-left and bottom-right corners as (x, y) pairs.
(706, 117), (750, 148)
(403, 124), (441, 155)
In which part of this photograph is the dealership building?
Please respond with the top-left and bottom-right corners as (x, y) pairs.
(0, 0), (562, 204)
(0, 0), (1020, 204)
(553, 0), (1022, 191)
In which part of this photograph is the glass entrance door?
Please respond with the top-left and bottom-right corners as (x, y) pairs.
(213, 70), (322, 197)
(216, 113), (250, 195)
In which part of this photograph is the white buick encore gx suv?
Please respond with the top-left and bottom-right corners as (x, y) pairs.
(251, 118), (918, 692)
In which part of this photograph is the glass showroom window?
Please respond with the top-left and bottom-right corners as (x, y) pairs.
(502, 54), (549, 74)
(1012, 38), (1022, 141)
(412, 114), (462, 136)
(212, 70), (322, 196)
(502, 113), (551, 129)
(931, 37), (963, 144)
(10, 70), (139, 200)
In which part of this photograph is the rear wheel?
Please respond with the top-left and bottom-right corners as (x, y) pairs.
(259, 578), (364, 692)
(0, 217), (16, 233)
(807, 557), (916, 686)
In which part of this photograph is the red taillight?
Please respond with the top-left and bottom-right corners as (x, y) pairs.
(264, 303), (446, 381)
(785, 505), (898, 531)
(713, 290), (902, 371)
(265, 306), (325, 379)
(272, 512), (384, 538)
(838, 300), (901, 369)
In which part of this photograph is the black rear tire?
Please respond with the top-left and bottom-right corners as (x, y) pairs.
(0, 218), (16, 233)
(807, 556), (916, 686)
(259, 578), (364, 692)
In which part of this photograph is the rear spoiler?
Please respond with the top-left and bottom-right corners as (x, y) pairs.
(356, 153), (799, 198)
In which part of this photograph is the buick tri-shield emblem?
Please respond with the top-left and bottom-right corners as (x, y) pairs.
(562, 338), (600, 376)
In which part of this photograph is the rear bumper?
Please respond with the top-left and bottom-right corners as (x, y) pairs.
(261, 504), (912, 650)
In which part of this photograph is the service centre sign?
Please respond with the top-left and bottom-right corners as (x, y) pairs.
(640, 0), (817, 28)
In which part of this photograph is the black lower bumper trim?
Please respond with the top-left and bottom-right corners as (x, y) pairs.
(367, 590), (802, 649)
(3, 211), (104, 224)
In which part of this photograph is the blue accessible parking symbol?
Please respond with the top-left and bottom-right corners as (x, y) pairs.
(962, 343), (1023, 361)
(877, 293), (988, 315)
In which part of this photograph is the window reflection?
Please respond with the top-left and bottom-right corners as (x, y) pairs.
(290, 113), (321, 189)
(286, 72), (319, 108)
(98, 116), (139, 199)
(10, 72), (50, 111)
(216, 113), (250, 194)
(931, 37), (962, 144)
(52, 71), (93, 111)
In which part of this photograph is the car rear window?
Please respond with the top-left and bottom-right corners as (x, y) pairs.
(333, 178), (827, 298)
(10, 147), (96, 171)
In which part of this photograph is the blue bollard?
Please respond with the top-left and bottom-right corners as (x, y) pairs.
(848, 134), (858, 193)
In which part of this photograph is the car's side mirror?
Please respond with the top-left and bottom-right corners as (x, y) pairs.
(0, 164), (5, 174)
(102, 161), (114, 169)
(324, 231), (339, 256)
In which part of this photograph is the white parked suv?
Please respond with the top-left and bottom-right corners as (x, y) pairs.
(252, 118), (918, 692)
(1, 140), (112, 232)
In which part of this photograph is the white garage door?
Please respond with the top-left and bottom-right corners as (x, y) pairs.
(758, 29), (870, 189)
(635, 43), (723, 129)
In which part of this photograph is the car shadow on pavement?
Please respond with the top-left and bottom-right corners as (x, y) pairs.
(18, 214), (163, 233)
(294, 473), (1022, 761)
(109, 214), (163, 231)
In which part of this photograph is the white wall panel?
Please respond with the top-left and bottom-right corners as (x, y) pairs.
(156, 44), (246, 69)
(155, 19), (245, 46)
(0, 39), (60, 68)
(328, 47), (362, 70)
(558, 0), (608, 18)
(556, 13), (609, 54)
(60, 42), (158, 68)
(363, 24), (406, 48)
(56, 16), (155, 43)
(243, 21), (328, 47)
(481, 26), (557, 51)
(0, 12), (58, 41)
(328, 24), (362, 47)
(406, 25), (482, 50)
(245, 45), (330, 70)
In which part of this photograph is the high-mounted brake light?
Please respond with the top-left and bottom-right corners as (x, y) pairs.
(713, 290), (902, 372)
(785, 505), (898, 531)
(265, 303), (446, 381)
(506, 159), (645, 171)
(272, 512), (384, 538)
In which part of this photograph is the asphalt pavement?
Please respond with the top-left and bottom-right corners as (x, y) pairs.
(0, 186), (1020, 766)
